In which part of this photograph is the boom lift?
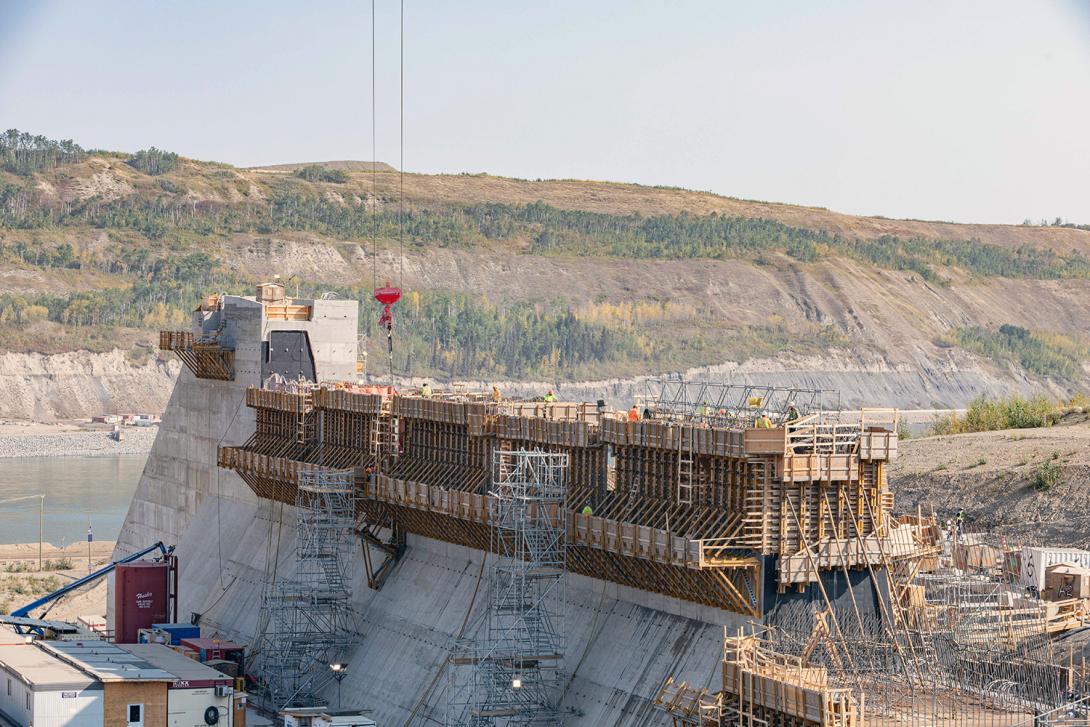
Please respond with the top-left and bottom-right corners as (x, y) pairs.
(3, 541), (176, 636)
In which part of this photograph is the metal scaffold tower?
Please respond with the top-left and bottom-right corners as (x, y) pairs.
(447, 451), (570, 727)
(257, 468), (357, 710)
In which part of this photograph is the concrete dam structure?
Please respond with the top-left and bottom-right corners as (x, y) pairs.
(113, 286), (909, 725)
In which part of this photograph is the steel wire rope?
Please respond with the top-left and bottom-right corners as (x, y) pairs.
(371, 0), (378, 296)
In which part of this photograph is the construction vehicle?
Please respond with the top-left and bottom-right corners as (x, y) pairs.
(3, 541), (176, 637)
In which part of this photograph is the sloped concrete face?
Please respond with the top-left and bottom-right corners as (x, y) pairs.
(118, 406), (747, 725)
(168, 494), (743, 726)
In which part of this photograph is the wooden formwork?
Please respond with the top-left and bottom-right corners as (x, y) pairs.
(721, 633), (862, 727)
(159, 330), (234, 381)
(361, 473), (762, 615)
(217, 388), (901, 612)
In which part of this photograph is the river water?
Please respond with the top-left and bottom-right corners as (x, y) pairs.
(0, 455), (145, 545)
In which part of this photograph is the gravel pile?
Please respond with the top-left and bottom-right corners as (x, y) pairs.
(0, 427), (158, 458)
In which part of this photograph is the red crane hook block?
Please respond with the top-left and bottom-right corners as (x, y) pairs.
(374, 282), (402, 333)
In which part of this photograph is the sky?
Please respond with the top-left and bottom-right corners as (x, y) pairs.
(1, 0), (1089, 225)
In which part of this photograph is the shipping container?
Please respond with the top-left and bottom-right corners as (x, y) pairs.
(114, 560), (170, 643)
(152, 622), (200, 645)
(179, 639), (247, 674)
(1020, 546), (1090, 592)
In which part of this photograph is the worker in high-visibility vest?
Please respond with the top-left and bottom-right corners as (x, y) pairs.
(700, 401), (711, 417)
(756, 413), (773, 429)
(420, 382), (432, 398)
(543, 389), (557, 403)
(581, 504), (593, 516)
(491, 385), (501, 403)
(627, 405), (639, 422)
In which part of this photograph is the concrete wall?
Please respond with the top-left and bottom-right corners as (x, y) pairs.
(172, 497), (743, 726)
(114, 297), (751, 726)
(114, 295), (357, 560)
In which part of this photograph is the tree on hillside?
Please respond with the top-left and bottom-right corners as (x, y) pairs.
(127, 147), (179, 175)
(295, 165), (348, 183)
(0, 129), (87, 175)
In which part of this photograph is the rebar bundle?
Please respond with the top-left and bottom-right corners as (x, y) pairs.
(256, 468), (357, 710)
(447, 450), (570, 726)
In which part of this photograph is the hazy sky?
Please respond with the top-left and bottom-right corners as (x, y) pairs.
(1, 1), (1089, 224)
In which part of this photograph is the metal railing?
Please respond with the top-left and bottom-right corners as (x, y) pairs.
(641, 378), (841, 429)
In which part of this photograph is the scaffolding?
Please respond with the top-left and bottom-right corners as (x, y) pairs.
(447, 451), (570, 727)
(256, 468), (357, 709)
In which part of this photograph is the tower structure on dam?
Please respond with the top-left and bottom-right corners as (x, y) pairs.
(115, 289), (918, 725)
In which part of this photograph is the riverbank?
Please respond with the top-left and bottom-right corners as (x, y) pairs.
(0, 422), (157, 458)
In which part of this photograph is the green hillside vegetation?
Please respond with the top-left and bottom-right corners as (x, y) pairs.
(929, 394), (1059, 435)
(1, 130), (1088, 381)
(0, 242), (845, 378)
(1, 130), (87, 175)
(295, 165), (348, 183)
(953, 325), (1087, 380)
(127, 147), (179, 176)
(4, 183), (1089, 283)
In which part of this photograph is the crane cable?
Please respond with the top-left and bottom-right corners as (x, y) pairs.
(399, 0), (405, 290)
(370, 0), (406, 382)
(371, 0), (378, 296)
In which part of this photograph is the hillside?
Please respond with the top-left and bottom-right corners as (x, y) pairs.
(1, 130), (1089, 419)
(890, 414), (1090, 546)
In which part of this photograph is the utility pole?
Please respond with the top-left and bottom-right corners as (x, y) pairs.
(0, 494), (46, 571)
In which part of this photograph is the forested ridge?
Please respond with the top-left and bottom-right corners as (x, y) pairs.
(1, 130), (1087, 383)
(4, 183), (1090, 283)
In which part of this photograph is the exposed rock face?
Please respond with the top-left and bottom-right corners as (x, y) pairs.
(0, 344), (1064, 422)
(0, 350), (179, 421)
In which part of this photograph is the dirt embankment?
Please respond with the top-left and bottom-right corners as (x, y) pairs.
(0, 350), (179, 421)
(0, 541), (115, 620)
(888, 416), (1090, 546)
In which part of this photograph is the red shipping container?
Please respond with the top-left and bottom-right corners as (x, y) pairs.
(114, 561), (170, 643)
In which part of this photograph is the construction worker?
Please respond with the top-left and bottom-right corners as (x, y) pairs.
(491, 385), (501, 403)
(785, 404), (801, 424)
(756, 413), (773, 429)
(581, 503), (593, 516)
(628, 405), (639, 422)
(420, 381), (432, 398)
(642, 407), (653, 420)
(543, 389), (557, 403)
(700, 401), (711, 418)
(955, 509), (965, 534)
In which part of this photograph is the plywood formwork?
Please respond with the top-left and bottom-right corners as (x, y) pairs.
(654, 630), (863, 727)
(159, 330), (234, 381)
(721, 632), (861, 727)
(217, 385), (903, 616)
